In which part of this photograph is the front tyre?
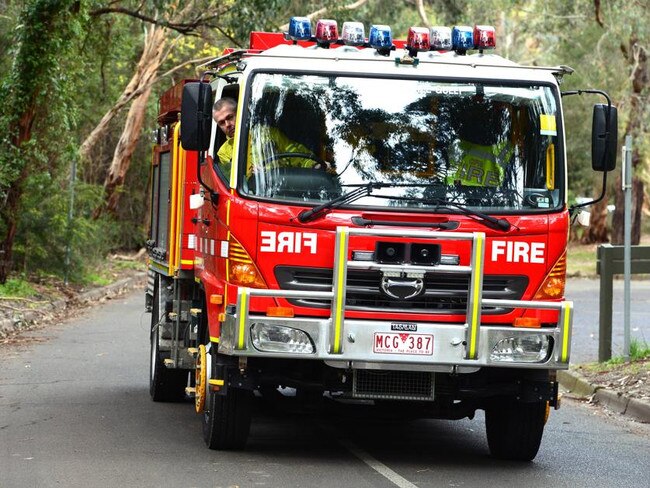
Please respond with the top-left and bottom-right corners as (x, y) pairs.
(485, 400), (547, 461)
(202, 350), (253, 450)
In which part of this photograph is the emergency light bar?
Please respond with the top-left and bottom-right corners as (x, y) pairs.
(284, 17), (495, 55)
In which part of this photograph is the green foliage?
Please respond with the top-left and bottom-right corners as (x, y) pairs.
(0, 0), (85, 281)
(82, 272), (112, 286)
(12, 167), (120, 283)
(606, 339), (650, 365)
(0, 0), (647, 285)
(0, 277), (37, 298)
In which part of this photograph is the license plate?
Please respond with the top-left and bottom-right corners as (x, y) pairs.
(373, 332), (433, 355)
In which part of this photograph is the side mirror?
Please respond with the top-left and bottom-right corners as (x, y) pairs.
(180, 82), (213, 151)
(592, 104), (617, 172)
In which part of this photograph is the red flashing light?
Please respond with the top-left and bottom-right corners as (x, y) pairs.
(316, 19), (338, 44)
(406, 27), (430, 52)
(473, 25), (496, 49)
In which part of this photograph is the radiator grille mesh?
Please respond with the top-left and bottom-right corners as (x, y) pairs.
(353, 370), (434, 401)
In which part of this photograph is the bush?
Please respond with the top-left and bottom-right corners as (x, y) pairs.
(12, 172), (120, 283)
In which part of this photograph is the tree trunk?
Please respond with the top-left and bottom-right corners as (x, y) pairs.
(93, 25), (168, 218)
(612, 175), (644, 245)
(0, 168), (29, 284)
(611, 39), (647, 245)
(99, 83), (154, 216)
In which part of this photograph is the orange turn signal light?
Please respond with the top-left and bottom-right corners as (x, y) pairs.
(266, 307), (295, 318)
(534, 252), (566, 300)
(513, 317), (541, 328)
(210, 294), (223, 305)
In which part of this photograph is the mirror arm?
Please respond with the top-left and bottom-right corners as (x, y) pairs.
(562, 89), (613, 217)
(201, 70), (240, 84)
(568, 170), (607, 217)
(561, 90), (613, 151)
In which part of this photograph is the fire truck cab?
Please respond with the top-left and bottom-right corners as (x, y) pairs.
(146, 20), (617, 461)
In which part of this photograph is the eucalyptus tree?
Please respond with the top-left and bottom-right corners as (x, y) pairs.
(0, 0), (83, 284)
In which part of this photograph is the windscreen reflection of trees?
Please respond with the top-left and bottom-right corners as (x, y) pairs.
(246, 74), (558, 210)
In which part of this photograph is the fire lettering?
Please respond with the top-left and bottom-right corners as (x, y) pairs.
(491, 240), (545, 264)
(259, 231), (318, 254)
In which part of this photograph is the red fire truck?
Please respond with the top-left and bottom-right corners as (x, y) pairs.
(146, 20), (617, 461)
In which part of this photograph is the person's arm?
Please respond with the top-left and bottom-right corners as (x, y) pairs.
(269, 127), (316, 168)
(217, 138), (233, 178)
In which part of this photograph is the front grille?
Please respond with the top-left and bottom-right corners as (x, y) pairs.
(353, 370), (434, 401)
(275, 267), (527, 314)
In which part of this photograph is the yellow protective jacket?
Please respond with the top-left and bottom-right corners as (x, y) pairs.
(217, 126), (314, 177)
(447, 139), (513, 187)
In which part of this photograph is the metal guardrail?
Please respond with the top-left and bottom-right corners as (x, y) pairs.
(597, 244), (650, 362)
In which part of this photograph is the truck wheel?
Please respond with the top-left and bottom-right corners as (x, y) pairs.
(149, 284), (187, 402)
(485, 400), (546, 461)
(202, 352), (253, 450)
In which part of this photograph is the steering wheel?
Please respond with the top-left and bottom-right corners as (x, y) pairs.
(523, 192), (550, 208)
(259, 152), (328, 170)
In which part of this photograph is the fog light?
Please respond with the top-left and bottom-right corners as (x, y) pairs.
(490, 334), (552, 363)
(251, 323), (314, 354)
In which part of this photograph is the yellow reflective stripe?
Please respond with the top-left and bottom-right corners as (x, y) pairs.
(174, 147), (186, 271)
(469, 234), (483, 359)
(226, 199), (231, 226)
(208, 379), (224, 386)
(237, 289), (247, 349)
(181, 259), (193, 266)
(225, 230), (231, 281)
(210, 336), (220, 343)
(546, 143), (555, 190)
(561, 302), (572, 362)
(332, 229), (347, 353)
(168, 125), (181, 275)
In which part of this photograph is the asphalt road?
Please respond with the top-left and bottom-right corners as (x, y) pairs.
(1, 285), (649, 488)
(567, 277), (650, 362)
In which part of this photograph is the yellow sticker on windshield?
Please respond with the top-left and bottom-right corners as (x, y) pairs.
(540, 114), (557, 136)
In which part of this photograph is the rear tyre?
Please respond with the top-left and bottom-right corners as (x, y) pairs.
(485, 400), (547, 461)
(149, 283), (188, 402)
(202, 350), (253, 450)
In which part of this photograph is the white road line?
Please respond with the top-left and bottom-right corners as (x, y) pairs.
(339, 439), (420, 488)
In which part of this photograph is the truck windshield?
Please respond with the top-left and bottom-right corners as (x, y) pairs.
(239, 72), (562, 212)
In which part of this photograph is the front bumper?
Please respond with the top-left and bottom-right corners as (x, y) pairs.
(219, 312), (570, 371)
(219, 228), (572, 371)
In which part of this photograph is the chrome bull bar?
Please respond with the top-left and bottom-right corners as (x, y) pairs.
(229, 227), (573, 365)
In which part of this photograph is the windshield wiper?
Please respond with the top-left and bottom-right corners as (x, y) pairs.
(426, 198), (511, 231)
(297, 182), (388, 223)
(297, 183), (511, 231)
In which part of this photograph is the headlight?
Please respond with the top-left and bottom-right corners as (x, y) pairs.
(490, 334), (552, 363)
(251, 323), (314, 354)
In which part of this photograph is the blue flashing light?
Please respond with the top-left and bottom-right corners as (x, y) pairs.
(288, 17), (312, 41)
(451, 25), (473, 50)
(369, 24), (392, 50)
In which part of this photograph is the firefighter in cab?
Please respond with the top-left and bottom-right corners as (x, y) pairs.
(447, 99), (515, 188)
(212, 97), (325, 178)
